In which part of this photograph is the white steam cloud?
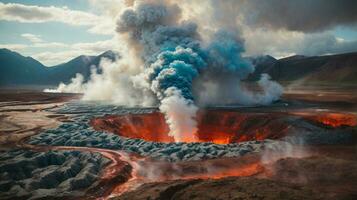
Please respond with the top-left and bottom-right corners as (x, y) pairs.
(159, 88), (198, 142)
(45, 1), (283, 142)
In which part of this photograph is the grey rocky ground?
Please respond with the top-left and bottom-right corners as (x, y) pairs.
(29, 101), (354, 162)
(0, 149), (110, 200)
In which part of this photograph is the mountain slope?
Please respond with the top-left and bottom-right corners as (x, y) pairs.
(46, 50), (117, 84)
(1, 48), (356, 88)
(250, 52), (357, 85)
(0, 49), (118, 87)
(0, 49), (47, 85)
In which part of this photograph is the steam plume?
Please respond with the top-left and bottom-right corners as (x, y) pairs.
(47, 1), (283, 142)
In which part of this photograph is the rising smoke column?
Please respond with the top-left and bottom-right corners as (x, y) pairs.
(116, 2), (276, 142)
(49, 1), (283, 142)
(117, 3), (207, 142)
(147, 47), (206, 142)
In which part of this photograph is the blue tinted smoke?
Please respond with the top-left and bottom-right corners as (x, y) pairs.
(150, 47), (206, 100)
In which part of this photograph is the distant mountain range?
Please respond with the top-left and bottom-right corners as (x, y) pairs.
(0, 48), (117, 87)
(249, 52), (357, 86)
(1, 48), (356, 88)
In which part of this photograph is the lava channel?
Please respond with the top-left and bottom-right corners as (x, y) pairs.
(18, 137), (133, 199)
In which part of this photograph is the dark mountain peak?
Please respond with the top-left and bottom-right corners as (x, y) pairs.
(0, 48), (46, 86)
(250, 51), (357, 85)
(0, 48), (44, 68)
(98, 50), (120, 61)
(0, 48), (44, 66)
(0, 48), (12, 54)
(72, 55), (96, 64)
(0, 49), (123, 87)
(279, 55), (307, 62)
(0, 48), (25, 60)
(45, 50), (120, 85)
(263, 55), (276, 61)
(52, 50), (120, 68)
(0, 48), (17, 54)
(26, 56), (45, 66)
(249, 55), (277, 65)
(1, 48), (357, 88)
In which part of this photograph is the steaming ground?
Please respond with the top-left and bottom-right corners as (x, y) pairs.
(28, 101), (283, 162)
(28, 101), (354, 162)
(47, 1), (284, 143)
(0, 93), (357, 199)
(3, 0), (357, 199)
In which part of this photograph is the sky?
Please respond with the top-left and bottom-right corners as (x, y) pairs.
(0, 0), (357, 66)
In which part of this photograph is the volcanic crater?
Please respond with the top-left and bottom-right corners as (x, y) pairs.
(90, 109), (357, 144)
(90, 110), (288, 144)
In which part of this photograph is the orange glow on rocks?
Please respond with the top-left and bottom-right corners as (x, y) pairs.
(195, 111), (288, 144)
(312, 113), (357, 127)
(110, 158), (266, 197)
(90, 110), (289, 144)
(194, 162), (265, 179)
(293, 112), (357, 128)
(90, 112), (174, 143)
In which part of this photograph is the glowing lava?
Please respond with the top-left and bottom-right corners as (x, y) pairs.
(109, 155), (267, 197)
(91, 112), (174, 143)
(90, 110), (289, 144)
(293, 111), (357, 128)
(312, 113), (357, 127)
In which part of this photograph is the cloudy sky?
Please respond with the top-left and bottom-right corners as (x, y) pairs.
(1, 0), (357, 66)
